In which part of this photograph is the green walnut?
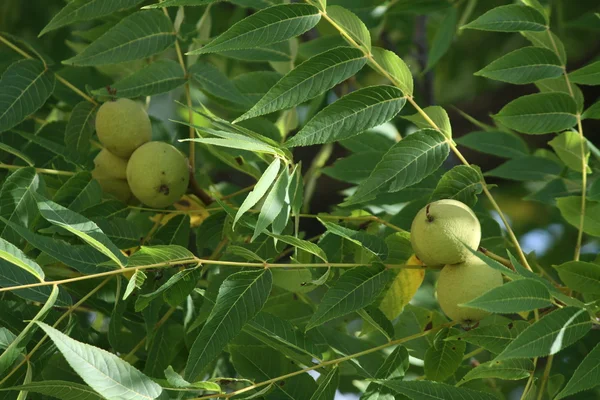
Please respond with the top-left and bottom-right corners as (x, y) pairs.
(91, 171), (132, 204)
(436, 255), (503, 325)
(95, 98), (152, 158)
(126, 141), (189, 208)
(92, 148), (128, 180)
(410, 199), (481, 267)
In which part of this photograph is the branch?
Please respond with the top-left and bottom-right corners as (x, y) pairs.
(0, 259), (426, 293)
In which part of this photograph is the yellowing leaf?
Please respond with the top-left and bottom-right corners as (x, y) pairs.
(379, 255), (425, 320)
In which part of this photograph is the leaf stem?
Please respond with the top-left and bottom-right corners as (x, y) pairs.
(537, 355), (554, 400)
(192, 322), (455, 399)
(0, 163), (76, 176)
(0, 278), (112, 386)
(314, 4), (533, 271)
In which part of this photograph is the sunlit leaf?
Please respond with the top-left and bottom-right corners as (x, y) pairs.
(464, 278), (553, 313)
(430, 165), (483, 208)
(327, 5), (371, 52)
(188, 4), (320, 55)
(496, 307), (592, 360)
(236, 47), (367, 122)
(554, 261), (600, 294)
(463, 4), (547, 32)
(369, 47), (413, 96)
(285, 85), (405, 147)
(548, 130), (590, 173)
(557, 196), (600, 237)
(475, 46), (562, 84)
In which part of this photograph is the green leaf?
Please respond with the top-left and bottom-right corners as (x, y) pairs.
(221, 41), (293, 63)
(475, 46), (562, 84)
(152, 214), (190, 247)
(54, 172), (102, 212)
(306, 264), (393, 330)
(309, 368), (338, 400)
(496, 307), (592, 360)
(494, 92), (577, 134)
(459, 359), (534, 385)
(463, 4), (547, 32)
(464, 278), (553, 313)
(536, 76), (584, 113)
(37, 322), (163, 400)
(0, 59), (55, 133)
(188, 4), (320, 55)
(0, 237), (44, 281)
(569, 61), (600, 85)
(323, 151), (382, 184)
(267, 233), (328, 262)
(557, 196), (600, 237)
(522, 30), (567, 65)
(63, 10), (175, 66)
(189, 61), (249, 106)
(164, 365), (220, 391)
(446, 321), (530, 354)
(430, 165), (483, 208)
(379, 379), (497, 400)
(246, 311), (322, 360)
(426, 7), (457, 71)
(230, 345), (317, 399)
(253, 170), (289, 240)
(485, 156), (562, 181)
(185, 269), (273, 381)
(0, 286), (58, 375)
(235, 158), (281, 226)
(344, 129), (449, 205)
(554, 261), (600, 294)
(424, 328), (466, 381)
(0, 168), (39, 243)
(0, 381), (104, 400)
(285, 85), (405, 147)
(123, 269), (147, 300)
(556, 342), (600, 399)
(327, 5), (371, 52)
(40, 0), (145, 36)
(235, 47), (367, 122)
(143, 0), (217, 8)
(455, 130), (529, 159)
(3, 218), (112, 275)
(582, 100), (600, 120)
(135, 267), (200, 311)
(127, 245), (195, 266)
(403, 106), (451, 138)
(548, 130), (590, 173)
(318, 219), (388, 260)
(370, 47), (413, 97)
(64, 102), (97, 165)
(0, 142), (34, 167)
(92, 59), (185, 98)
(34, 193), (127, 267)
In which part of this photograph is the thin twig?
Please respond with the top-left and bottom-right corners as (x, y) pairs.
(123, 306), (177, 363)
(0, 163), (76, 176)
(0, 258), (426, 293)
(537, 355), (554, 400)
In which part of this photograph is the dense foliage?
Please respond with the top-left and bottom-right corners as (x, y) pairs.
(0, 0), (599, 399)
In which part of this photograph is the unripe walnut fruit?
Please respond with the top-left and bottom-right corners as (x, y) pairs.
(436, 256), (503, 325)
(92, 149), (128, 180)
(126, 141), (189, 208)
(91, 172), (133, 204)
(410, 199), (481, 267)
(95, 98), (152, 157)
